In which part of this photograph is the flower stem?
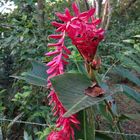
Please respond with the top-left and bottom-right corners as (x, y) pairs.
(83, 109), (87, 140)
(104, 99), (126, 140)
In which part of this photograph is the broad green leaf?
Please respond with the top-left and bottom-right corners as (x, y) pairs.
(12, 60), (47, 87)
(113, 66), (140, 86)
(51, 73), (121, 117)
(120, 84), (140, 103)
(29, 60), (47, 79)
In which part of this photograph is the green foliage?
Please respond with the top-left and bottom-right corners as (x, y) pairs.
(109, 35), (140, 103)
(0, 0), (140, 139)
(36, 128), (50, 140)
(50, 73), (121, 117)
(98, 103), (113, 122)
(0, 1), (50, 139)
(120, 85), (140, 103)
(118, 35), (140, 73)
(12, 60), (48, 87)
(0, 0), (76, 139)
(119, 113), (140, 122)
(98, 19), (140, 71)
(24, 131), (32, 140)
(113, 66), (140, 86)
(36, 127), (53, 140)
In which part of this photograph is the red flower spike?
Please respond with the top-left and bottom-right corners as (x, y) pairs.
(65, 8), (72, 19)
(62, 53), (69, 59)
(72, 2), (80, 16)
(56, 25), (65, 32)
(47, 131), (66, 140)
(47, 65), (58, 75)
(46, 60), (55, 67)
(88, 8), (96, 17)
(48, 34), (62, 39)
(45, 50), (59, 56)
(69, 24), (80, 29)
(62, 59), (69, 65)
(78, 11), (88, 17)
(46, 2), (104, 140)
(56, 12), (69, 22)
(48, 42), (61, 47)
(63, 46), (71, 54)
(51, 21), (64, 27)
(92, 18), (102, 25)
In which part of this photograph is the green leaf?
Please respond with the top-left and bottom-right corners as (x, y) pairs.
(36, 127), (51, 140)
(51, 73), (121, 117)
(123, 39), (135, 44)
(133, 35), (140, 38)
(27, 0), (33, 5)
(24, 131), (32, 140)
(120, 84), (140, 103)
(128, 54), (140, 66)
(12, 60), (47, 87)
(113, 66), (140, 86)
(73, 60), (87, 74)
(119, 114), (140, 121)
(118, 55), (140, 72)
(0, 103), (5, 113)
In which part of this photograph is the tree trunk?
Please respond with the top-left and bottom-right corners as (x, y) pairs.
(37, 0), (45, 28)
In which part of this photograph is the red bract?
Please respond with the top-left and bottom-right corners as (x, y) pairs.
(47, 131), (66, 140)
(50, 2), (104, 62)
(47, 91), (79, 140)
(71, 29), (104, 62)
(46, 2), (104, 140)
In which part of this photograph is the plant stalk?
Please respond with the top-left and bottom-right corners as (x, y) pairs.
(104, 100), (126, 140)
(83, 109), (87, 140)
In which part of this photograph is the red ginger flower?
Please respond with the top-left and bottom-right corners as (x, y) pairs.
(49, 2), (104, 62)
(46, 2), (104, 140)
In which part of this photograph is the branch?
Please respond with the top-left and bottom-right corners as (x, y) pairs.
(37, 0), (45, 28)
